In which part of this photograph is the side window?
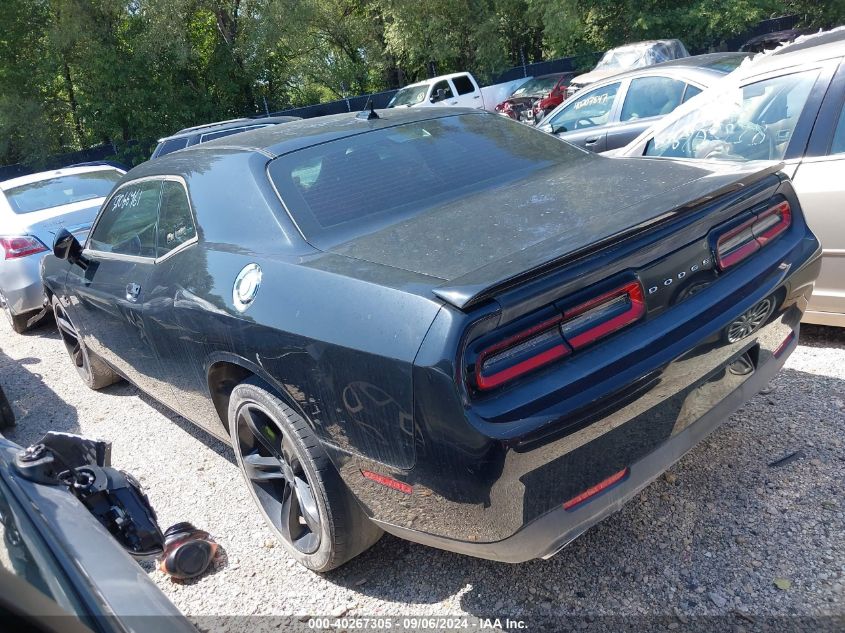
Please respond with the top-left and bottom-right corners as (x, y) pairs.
(431, 80), (454, 101)
(830, 103), (845, 155)
(157, 180), (196, 257)
(620, 76), (686, 121)
(89, 180), (161, 257)
(682, 84), (703, 103)
(548, 82), (620, 132)
(452, 75), (476, 95)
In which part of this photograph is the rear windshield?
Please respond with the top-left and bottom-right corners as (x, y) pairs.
(3, 170), (123, 214)
(268, 113), (584, 245)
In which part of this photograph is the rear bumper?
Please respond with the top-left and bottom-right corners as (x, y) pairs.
(374, 327), (795, 562)
(0, 253), (45, 316)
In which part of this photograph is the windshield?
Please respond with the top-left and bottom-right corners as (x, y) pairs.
(512, 76), (560, 97)
(268, 113), (584, 246)
(644, 69), (819, 161)
(4, 170), (122, 215)
(387, 85), (429, 107)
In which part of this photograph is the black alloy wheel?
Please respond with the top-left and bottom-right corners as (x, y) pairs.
(234, 402), (321, 554)
(228, 378), (382, 572)
(52, 298), (121, 390)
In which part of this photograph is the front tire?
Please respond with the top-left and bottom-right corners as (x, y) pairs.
(52, 297), (122, 390)
(229, 378), (382, 572)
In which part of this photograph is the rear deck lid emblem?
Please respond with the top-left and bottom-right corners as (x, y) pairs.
(233, 263), (262, 312)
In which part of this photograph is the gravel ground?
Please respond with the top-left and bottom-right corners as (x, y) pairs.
(1, 317), (843, 631)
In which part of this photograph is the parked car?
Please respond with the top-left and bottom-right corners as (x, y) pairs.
(0, 164), (124, 333)
(494, 72), (576, 123)
(150, 116), (300, 159)
(0, 432), (196, 633)
(386, 72), (527, 112)
(43, 107), (819, 571)
(538, 53), (749, 152)
(619, 28), (845, 326)
(567, 39), (690, 97)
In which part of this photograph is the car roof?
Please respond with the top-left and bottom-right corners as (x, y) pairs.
(605, 39), (685, 52)
(0, 164), (123, 191)
(158, 115), (301, 142)
(402, 72), (477, 88)
(128, 108), (487, 179)
(728, 27), (845, 80)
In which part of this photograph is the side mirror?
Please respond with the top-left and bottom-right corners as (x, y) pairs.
(430, 88), (447, 103)
(53, 228), (86, 267)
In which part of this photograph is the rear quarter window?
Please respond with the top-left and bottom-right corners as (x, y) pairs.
(452, 75), (476, 95)
(268, 113), (585, 247)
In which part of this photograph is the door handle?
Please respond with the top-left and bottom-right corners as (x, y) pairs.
(449, 100), (458, 105)
(473, 95), (481, 99)
(585, 137), (599, 146)
(125, 283), (141, 302)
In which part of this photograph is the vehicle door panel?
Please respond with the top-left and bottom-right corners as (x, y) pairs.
(69, 179), (170, 395)
(137, 179), (222, 433)
(605, 75), (687, 151)
(550, 81), (622, 152)
(71, 257), (159, 387)
(450, 74), (482, 108)
(793, 73), (845, 320)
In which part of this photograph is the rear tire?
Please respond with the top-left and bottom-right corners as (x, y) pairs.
(52, 297), (122, 390)
(2, 296), (31, 334)
(229, 377), (382, 572)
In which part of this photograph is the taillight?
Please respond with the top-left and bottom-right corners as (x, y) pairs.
(473, 281), (646, 391)
(715, 200), (791, 270)
(476, 316), (570, 390)
(561, 281), (645, 350)
(0, 236), (48, 260)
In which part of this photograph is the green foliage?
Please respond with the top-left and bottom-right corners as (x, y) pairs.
(0, 0), (842, 168)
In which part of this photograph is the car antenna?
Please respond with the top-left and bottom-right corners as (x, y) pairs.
(357, 98), (380, 120)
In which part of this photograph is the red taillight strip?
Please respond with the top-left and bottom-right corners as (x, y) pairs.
(361, 470), (413, 495)
(563, 281), (646, 349)
(0, 236), (48, 260)
(477, 341), (570, 390)
(753, 201), (791, 246)
(563, 467), (629, 511)
(716, 201), (791, 270)
(475, 315), (569, 391)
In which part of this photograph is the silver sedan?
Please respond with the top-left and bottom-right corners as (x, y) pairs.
(0, 164), (123, 332)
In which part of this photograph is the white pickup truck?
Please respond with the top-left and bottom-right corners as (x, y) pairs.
(386, 72), (528, 112)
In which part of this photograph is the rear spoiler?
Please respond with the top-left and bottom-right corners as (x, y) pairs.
(433, 160), (785, 310)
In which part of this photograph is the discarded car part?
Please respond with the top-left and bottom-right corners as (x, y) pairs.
(15, 432), (165, 558)
(0, 435), (197, 632)
(159, 522), (218, 579)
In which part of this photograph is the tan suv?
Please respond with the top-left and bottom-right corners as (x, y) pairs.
(619, 28), (845, 327)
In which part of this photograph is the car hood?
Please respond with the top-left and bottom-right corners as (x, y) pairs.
(4, 198), (103, 242)
(325, 156), (785, 308)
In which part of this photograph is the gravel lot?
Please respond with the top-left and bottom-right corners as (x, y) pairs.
(1, 317), (843, 631)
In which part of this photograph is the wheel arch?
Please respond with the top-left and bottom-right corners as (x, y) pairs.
(205, 352), (312, 435)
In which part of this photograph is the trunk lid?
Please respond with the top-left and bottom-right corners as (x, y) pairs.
(327, 157), (784, 308)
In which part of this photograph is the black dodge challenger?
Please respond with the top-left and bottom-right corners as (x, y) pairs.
(41, 108), (821, 571)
